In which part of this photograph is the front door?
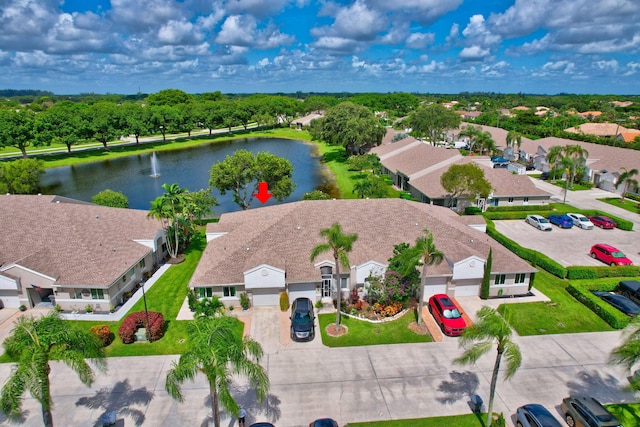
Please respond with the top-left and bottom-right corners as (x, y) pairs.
(321, 275), (332, 297)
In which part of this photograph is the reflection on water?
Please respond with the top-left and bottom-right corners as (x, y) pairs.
(39, 138), (338, 214)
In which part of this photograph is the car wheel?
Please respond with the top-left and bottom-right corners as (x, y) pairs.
(611, 262), (617, 267)
(516, 422), (523, 427)
(600, 224), (604, 229)
(565, 414), (575, 427)
(591, 252), (597, 259)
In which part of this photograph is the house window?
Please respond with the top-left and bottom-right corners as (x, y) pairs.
(515, 273), (526, 284)
(90, 289), (104, 299)
(494, 274), (506, 285)
(198, 287), (213, 298)
(523, 197), (529, 204)
(223, 286), (236, 297)
(138, 258), (146, 269)
(122, 275), (126, 283)
(490, 198), (499, 206)
(508, 197), (514, 204)
(340, 277), (348, 289)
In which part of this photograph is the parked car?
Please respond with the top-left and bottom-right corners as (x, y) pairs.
(310, 419), (339, 427)
(428, 294), (466, 336)
(540, 172), (550, 180)
(567, 213), (594, 230)
(249, 423), (275, 427)
(560, 395), (622, 427)
(290, 297), (315, 342)
(491, 156), (509, 163)
(618, 280), (640, 305)
(593, 292), (640, 316)
(588, 215), (617, 229)
(516, 403), (562, 427)
(493, 162), (509, 169)
(547, 214), (573, 228)
(590, 244), (633, 266)
(526, 214), (553, 231)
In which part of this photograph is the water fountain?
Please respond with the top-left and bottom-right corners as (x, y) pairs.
(150, 152), (160, 178)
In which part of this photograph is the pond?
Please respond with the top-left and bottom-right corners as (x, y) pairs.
(39, 137), (336, 214)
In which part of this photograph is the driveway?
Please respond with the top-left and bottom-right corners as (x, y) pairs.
(494, 219), (640, 267)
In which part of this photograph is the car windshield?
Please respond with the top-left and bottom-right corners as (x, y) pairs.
(577, 216), (588, 221)
(293, 312), (311, 322)
(612, 251), (627, 258)
(538, 218), (549, 223)
(443, 309), (461, 319)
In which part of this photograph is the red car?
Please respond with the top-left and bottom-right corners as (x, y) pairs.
(590, 244), (633, 266)
(588, 215), (617, 229)
(428, 294), (466, 336)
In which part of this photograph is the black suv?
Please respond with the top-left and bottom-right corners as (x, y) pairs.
(561, 396), (622, 427)
(290, 297), (315, 342)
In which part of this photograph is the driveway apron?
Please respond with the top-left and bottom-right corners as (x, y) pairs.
(250, 306), (281, 355)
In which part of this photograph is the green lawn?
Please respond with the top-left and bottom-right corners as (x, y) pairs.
(311, 140), (357, 198)
(319, 310), (432, 347)
(598, 197), (640, 215)
(346, 413), (486, 427)
(548, 180), (594, 191)
(497, 270), (613, 335)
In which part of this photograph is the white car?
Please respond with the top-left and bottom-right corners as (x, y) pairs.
(567, 213), (594, 229)
(526, 214), (553, 231)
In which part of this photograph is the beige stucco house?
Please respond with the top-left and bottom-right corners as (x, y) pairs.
(0, 195), (167, 312)
(190, 199), (537, 308)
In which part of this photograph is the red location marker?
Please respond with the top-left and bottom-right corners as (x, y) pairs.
(254, 182), (273, 204)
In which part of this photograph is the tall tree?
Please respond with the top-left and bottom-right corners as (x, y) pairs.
(454, 306), (522, 427)
(480, 248), (493, 300)
(0, 158), (45, 194)
(616, 167), (639, 202)
(407, 104), (461, 145)
(0, 108), (38, 158)
(545, 145), (565, 179)
(440, 163), (493, 208)
(209, 149), (295, 210)
(310, 222), (359, 332)
(0, 312), (107, 427)
(34, 101), (85, 153)
(609, 317), (640, 390)
(402, 229), (444, 326)
(505, 131), (522, 159)
(85, 102), (123, 149)
(563, 144), (589, 188)
(165, 315), (269, 427)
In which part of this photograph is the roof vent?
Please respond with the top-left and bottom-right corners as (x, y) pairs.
(296, 226), (301, 230)
(95, 215), (99, 219)
(112, 248), (117, 252)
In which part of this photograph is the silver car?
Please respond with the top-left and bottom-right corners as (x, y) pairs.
(567, 213), (594, 229)
(516, 404), (562, 427)
(526, 214), (552, 231)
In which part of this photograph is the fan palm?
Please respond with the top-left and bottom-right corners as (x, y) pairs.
(0, 312), (107, 427)
(609, 316), (640, 390)
(165, 315), (269, 427)
(454, 306), (522, 427)
(616, 167), (639, 202)
(310, 222), (358, 332)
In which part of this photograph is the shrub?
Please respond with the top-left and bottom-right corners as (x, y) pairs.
(90, 324), (113, 347)
(566, 283), (629, 329)
(279, 291), (289, 311)
(187, 288), (198, 310)
(239, 292), (250, 308)
(566, 266), (640, 280)
(486, 205), (553, 212)
(118, 311), (165, 344)
(465, 206), (482, 215)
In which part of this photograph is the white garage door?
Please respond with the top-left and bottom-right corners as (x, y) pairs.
(454, 284), (480, 297)
(288, 283), (317, 303)
(422, 284), (447, 300)
(251, 288), (281, 306)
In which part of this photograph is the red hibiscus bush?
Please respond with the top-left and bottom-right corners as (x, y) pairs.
(118, 311), (165, 344)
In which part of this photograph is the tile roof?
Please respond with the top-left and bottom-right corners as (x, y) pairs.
(0, 195), (163, 287)
(191, 199), (535, 287)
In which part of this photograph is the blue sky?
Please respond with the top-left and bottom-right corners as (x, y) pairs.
(0, 0), (638, 95)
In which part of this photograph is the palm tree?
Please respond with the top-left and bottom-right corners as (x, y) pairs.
(506, 131), (522, 160)
(148, 183), (187, 258)
(310, 222), (358, 332)
(616, 167), (639, 202)
(545, 145), (564, 179)
(0, 312), (107, 427)
(353, 176), (374, 199)
(403, 229), (444, 326)
(563, 144), (589, 188)
(458, 125), (481, 153)
(165, 315), (269, 427)
(609, 316), (640, 390)
(454, 306), (522, 427)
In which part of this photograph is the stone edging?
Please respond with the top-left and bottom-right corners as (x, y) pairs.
(339, 307), (410, 324)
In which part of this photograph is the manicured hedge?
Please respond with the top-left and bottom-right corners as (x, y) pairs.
(465, 206), (483, 215)
(118, 311), (165, 344)
(566, 283), (630, 329)
(486, 220), (567, 278)
(566, 266), (640, 280)
(484, 211), (534, 220)
(486, 205), (553, 212)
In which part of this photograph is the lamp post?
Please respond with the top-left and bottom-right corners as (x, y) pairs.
(141, 281), (152, 343)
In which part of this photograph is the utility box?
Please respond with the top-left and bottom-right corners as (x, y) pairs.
(471, 395), (483, 413)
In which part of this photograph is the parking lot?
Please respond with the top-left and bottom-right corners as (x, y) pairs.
(494, 219), (640, 267)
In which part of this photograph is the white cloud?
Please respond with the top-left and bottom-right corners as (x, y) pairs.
(593, 59), (619, 71)
(459, 46), (490, 60)
(158, 20), (202, 45)
(542, 60), (576, 74)
(405, 32), (435, 49)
